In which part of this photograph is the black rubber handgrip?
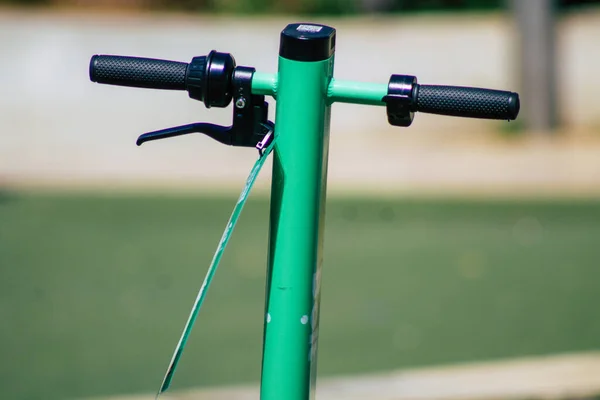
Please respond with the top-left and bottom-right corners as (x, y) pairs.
(90, 55), (188, 90)
(414, 85), (520, 120)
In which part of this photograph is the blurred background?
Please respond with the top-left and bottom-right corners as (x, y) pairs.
(2, 0), (600, 399)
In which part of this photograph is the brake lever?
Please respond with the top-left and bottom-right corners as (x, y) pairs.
(136, 66), (274, 149)
(136, 123), (232, 146)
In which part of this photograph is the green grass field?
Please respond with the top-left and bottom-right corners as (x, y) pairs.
(1, 191), (600, 400)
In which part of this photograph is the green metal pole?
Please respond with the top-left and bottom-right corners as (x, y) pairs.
(328, 79), (387, 105)
(259, 24), (336, 400)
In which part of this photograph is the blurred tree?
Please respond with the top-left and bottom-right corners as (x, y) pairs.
(152, 0), (210, 11)
(0, 0), (49, 5)
(54, 0), (151, 8)
(390, 0), (502, 12)
(0, 0), (599, 16)
(357, 0), (395, 13)
(560, 0), (600, 6)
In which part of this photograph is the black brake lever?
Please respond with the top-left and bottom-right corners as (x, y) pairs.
(136, 66), (273, 149)
(136, 123), (232, 146)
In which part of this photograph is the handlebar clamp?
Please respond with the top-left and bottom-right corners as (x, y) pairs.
(382, 74), (418, 127)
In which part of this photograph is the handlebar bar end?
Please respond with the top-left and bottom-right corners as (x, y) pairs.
(507, 92), (520, 120)
(89, 54), (99, 82)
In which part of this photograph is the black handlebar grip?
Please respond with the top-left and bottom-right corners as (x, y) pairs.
(414, 85), (520, 120)
(90, 55), (188, 90)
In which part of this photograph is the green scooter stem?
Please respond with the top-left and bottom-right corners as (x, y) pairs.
(259, 24), (335, 400)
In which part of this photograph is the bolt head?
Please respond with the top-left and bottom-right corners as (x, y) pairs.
(235, 97), (246, 109)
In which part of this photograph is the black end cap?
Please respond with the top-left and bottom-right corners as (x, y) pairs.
(507, 92), (520, 120)
(89, 55), (99, 82)
(279, 23), (336, 62)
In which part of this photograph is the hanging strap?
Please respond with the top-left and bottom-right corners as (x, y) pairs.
(156, 137), (277, 398)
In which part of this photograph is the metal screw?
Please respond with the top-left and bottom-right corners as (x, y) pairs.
(235, 97), (246, 109)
